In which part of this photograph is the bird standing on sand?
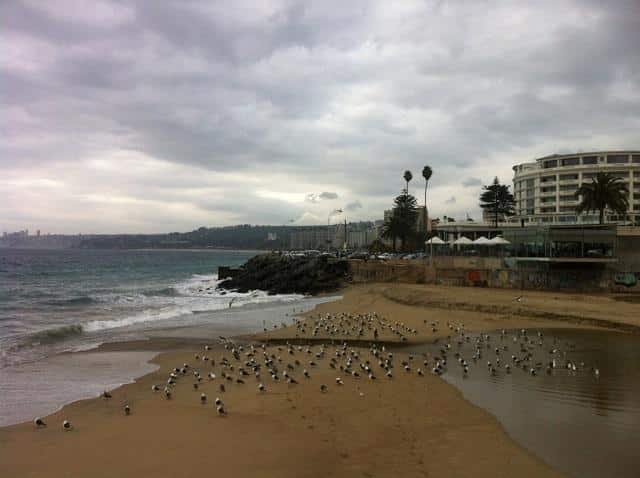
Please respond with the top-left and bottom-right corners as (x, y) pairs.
(201, 393), (207, 403)
(34, 417), (46, 427)
(63, 420), (72, 431)
(258, 383), (265, 392)
(101, 391), (112, 399)
(124, 405), (130, 415)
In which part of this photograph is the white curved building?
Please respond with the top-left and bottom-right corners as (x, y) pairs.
(512, 151), (640, 225)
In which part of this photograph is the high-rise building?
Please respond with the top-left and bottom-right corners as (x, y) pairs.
(512, 150), (640, 225)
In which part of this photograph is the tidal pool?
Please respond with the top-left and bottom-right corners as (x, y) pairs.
(404, 328), (640, 478)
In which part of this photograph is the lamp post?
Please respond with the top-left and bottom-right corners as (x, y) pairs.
(327, 209), (343, 252)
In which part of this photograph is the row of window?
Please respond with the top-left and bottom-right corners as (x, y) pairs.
(542, 154), (640, 169)
(516, 170), (638, 191)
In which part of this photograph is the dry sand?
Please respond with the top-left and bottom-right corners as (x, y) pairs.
(2, 283), (637, 478)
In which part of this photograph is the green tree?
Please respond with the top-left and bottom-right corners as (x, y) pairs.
(403, 170), (413, 195)
(422, 165), (433, 235)
(479, 177), (516, 228)
(382, 190), (419, 252)
(575, 173), (628, 224)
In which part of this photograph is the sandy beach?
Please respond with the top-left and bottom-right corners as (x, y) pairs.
(2, 283), (638, 478)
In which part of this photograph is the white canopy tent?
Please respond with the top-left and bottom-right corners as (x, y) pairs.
(425, 236), (446, 244)
(473, 236), (492, 245)
(451, 236), (473, 245)
(487, 236), (510, 245)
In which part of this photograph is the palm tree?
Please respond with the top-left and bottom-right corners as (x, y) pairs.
(403, 170), (413, 195)
(422, 165), (432, 234)
(575, 173), (628, 224)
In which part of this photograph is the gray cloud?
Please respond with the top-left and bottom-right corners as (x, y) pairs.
(344, 200), (362, 211)
(2, 0), (639, 233)
(318, 192), (338, 200)
(462, 177), (482, 187)
(445, 196), (456, 205)
(305, 191), (338, 203)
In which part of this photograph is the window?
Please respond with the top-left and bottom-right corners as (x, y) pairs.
(541, 207), (555, 213)
(541, 217), (554, 223)
(607, 154), (629, 164)
(559, 206), (576, 212)
(526, 199), (534, 208)
(634, 193), (640, 200)
(632, 155), (640, 164)
(526, 208), (534, 215)
(541, 186), (556, 193)
(526, 179), (535, 188)
(634, 171), (640, 178)
(559, 184), (577, 191)
(560, 195), (576, 201)
(559, 173), (578, 181)
(609, 171), (629, 180)
(582, 156), (598, 165)
(561, 157), (579, 166)
(543, 159), (558, 168)
(541, 175), (556, 183)
(558, 215), (577, 223)
(540, 197), (555, 203)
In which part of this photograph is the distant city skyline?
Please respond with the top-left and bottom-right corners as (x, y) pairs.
(3, 0), (639, 234)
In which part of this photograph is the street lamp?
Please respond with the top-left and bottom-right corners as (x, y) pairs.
(327, 209), (343, 252)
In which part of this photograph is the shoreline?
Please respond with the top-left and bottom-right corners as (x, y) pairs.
(2, 283), (637, 477)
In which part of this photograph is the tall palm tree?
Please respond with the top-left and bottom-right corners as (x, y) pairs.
(403, 170), (413, 194)
(422, 165), (433, 234)
(575, 173), (629, 224)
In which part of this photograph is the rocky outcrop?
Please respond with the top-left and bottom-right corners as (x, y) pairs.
(217, 254), (349, 295)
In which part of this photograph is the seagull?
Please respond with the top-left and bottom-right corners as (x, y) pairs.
(215, 397), (222, 406)
(101, 391), (112, 399)
(151, 384), (160, 392)
(201, 393), (207, 403)
(34, 417), (46, 427)
(514, 296), (523, 302)
(164, 388), (172, 400)
(320, 384), (328, 393)
(124, 405), (130, 415)
(217, 405), (226, 416)
(258, 383), (265, 392)
(63, 420), (72, 431)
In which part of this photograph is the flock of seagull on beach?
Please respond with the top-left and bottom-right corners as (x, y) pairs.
(33, 311), (600, 431)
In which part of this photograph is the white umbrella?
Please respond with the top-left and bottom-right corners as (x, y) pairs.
(473, 236), (492, 245)
(425, 236), (445, 245)
(452, 236), (473, 245)
(488, 236), (510, 245)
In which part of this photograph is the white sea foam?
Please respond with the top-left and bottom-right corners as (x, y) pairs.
(83, 273), (303, 333)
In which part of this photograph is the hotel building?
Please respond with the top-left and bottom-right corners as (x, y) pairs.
(512, 151), (640, 225)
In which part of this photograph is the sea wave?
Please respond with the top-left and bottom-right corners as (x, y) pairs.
(43, 296), (97, 307)
(29, 324), (85, 343)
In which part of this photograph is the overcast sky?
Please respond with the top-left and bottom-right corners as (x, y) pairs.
(2, 0), (639, 233)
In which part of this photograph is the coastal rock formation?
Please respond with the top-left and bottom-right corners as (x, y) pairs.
(217, 254), (349, 295)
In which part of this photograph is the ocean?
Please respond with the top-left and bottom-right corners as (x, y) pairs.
(0, 248), (331, 426)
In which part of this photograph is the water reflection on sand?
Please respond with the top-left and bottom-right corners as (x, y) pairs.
(405, 328), (640, 478)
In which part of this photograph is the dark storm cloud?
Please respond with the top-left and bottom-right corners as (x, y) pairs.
(2, 0), (639, 233)
(462, 178), (482, 188)
(344, 200), (362, 211)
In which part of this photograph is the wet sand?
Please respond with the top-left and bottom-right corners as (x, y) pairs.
(2, 284), (638, 478)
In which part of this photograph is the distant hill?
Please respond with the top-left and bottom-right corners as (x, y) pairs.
(1, 223), (374, 250)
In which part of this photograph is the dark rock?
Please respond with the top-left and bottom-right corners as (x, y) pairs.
(217, 254), (350, 295)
